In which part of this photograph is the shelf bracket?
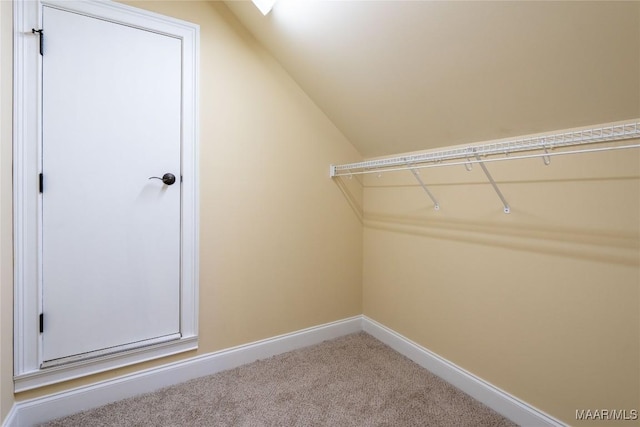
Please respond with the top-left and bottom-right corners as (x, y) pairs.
(409, 168), (440, 211)
(474, 152), (510, 214)
(542, 146), (551, 166)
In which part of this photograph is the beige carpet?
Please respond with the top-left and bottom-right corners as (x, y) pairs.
(42, 332), (517, 426)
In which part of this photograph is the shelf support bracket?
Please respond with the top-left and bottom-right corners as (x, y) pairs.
(409, 168), (440, 210)
(474, 152), (510, 214)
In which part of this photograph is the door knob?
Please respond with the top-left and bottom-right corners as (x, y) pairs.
(148, 173), (176, 185)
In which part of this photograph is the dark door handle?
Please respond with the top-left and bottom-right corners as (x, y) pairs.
(148, 173), (176, 185)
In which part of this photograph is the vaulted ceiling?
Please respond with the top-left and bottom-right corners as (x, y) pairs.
(225, 1), (640, 158)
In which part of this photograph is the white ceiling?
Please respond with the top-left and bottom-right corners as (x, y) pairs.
(225, 1), (640, 158)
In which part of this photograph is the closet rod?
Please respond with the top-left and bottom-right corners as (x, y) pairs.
(330, 121), (640, 177)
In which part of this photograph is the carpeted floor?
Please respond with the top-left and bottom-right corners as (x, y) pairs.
(42, 332), (517, 426)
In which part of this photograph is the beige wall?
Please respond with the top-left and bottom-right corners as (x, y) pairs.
(7, 0), (363, 403)
(1, 0), (15, 421)
(362, 135), (640, 426)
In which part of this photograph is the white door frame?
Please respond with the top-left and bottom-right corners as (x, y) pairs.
(13, 0), (199, 392)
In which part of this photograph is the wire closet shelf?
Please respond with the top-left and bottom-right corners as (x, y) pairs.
(329, 121), (640, 178)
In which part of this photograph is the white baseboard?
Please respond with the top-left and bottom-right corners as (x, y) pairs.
(5, 315), (566, 427)
(362, 316), (566, 427)
(2, 406), (17, 427)
(5, 316), (362, 427)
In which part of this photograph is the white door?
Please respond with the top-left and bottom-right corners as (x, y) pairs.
(41, 6), (182, 365)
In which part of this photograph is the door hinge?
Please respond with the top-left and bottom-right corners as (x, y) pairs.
(39, 313), (44, 333)
(32, 29), (44, 56)
(39, 173), (43, 193)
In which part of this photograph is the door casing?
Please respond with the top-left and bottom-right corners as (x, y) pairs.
(13, 0), (200, 392)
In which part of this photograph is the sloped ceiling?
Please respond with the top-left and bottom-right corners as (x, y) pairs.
(224, 0), (640, 158)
